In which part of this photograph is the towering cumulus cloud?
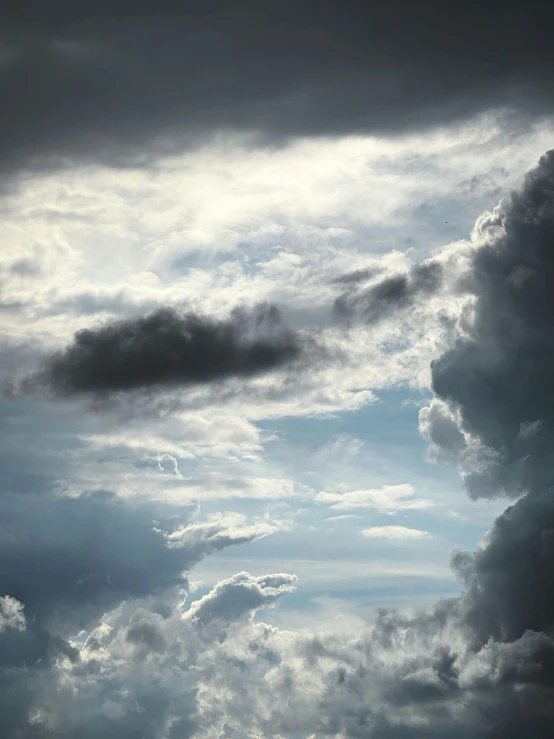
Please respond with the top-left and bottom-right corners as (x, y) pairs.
(414, 150), (554, 732)
(28, 304), (302, 394)
(424, 152), (554, 500)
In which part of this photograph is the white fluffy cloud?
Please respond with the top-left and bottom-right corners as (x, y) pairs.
(0, 595), (26, 632)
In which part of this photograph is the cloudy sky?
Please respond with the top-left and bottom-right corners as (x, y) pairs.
(2, 1), (554, 737)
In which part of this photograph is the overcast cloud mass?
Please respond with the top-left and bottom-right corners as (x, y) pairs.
(1, 0), (554, 176)
(2, 1), (554, 737)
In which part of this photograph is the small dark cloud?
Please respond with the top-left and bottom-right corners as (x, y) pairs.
(8, 258), (41, 277)
(126, 620), (167, 653)
(334, 261), (442, 323)
(331, 266), (382, 286)
(26, 304), (303, 395)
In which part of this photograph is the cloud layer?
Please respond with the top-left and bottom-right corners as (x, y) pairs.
(1, 1), (554, 176)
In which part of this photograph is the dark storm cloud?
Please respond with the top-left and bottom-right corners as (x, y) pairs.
(331, 266), (383, 286)
(396, 149), (554, 735)
(334, 261), (443, 323)
(1, 1), (554, 175)
(299, 610), (554, 739)
(0, 490), (188, 632)
(427, 149), (554, 498)
(28, 304), (302, 395)
(454, 492), (554, 646)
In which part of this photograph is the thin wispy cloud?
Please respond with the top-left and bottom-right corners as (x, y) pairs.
(362, 525), (430, 540)
(316, 484), (433, 512)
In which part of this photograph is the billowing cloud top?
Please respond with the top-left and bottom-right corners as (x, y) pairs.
(422, 150), (554, 499)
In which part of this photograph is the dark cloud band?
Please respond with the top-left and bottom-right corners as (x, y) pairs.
(334, 261), (443, 323)
(1, 1), (554, 175)
(28, 304), (302, 394)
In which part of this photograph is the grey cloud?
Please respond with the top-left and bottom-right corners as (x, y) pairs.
(0, 568), (295, 739)
(424, 150), (554, 498)
(419, 400), (467, 467)
(0, 490), (189, 633)
(453, 492), (554, 645)
(335, 261), (443, 323)
(4, 520), (554, 738)
(0, 615), (82, 739)
(461, 167), (510, 196)
(8, 258), (41, 277)
(331, 267), (383, 286)
(1, 1), (554, 176)
(27, 304), (303, 395)
(0, 490), (272, 635)
(126, 620), (167, 654)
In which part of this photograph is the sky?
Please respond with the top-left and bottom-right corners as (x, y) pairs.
(2, 2), (554, 737)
